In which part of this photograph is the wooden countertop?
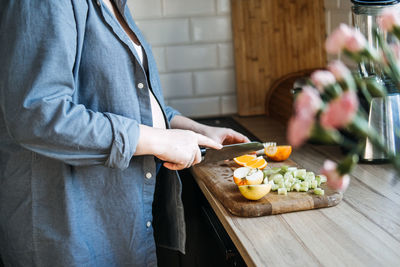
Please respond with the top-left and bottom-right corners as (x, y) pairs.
(191, 115), (400, 267)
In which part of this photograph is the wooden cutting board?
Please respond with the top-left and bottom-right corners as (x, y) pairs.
(231, 0), (326, 116)
(191, 158), (342, 217)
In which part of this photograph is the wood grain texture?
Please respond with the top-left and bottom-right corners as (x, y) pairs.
(231, 0), (327, 116)
(190, 115), (400, 266)
(265, 69), (316, 122)
(191, 159), (342, 217)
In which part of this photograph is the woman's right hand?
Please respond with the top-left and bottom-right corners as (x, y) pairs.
(135, 126), (222, 170)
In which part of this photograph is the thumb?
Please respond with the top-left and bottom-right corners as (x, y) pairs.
(196, 133), (223, 150)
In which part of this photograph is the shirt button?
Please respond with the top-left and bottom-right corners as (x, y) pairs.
(145, 172), (152, 179)
(146, 221), (151, 228)
(96, 0), (101, 6)
(137, 82), (144, 89)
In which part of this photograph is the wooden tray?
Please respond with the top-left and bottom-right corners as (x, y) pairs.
(191, 159), (342, 217)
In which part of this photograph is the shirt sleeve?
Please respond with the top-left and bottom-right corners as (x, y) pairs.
(0, 1), (139, 170)
(164, 106), (181, 123)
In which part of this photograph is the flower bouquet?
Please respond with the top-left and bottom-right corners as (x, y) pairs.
(287, 8), (400, 192)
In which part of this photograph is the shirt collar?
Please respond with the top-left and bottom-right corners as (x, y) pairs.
(112, 0), (127, 15)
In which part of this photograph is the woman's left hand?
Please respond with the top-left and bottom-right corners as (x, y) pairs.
(200, 125), (250, 145)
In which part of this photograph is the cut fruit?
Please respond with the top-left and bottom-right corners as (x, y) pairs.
(233, 167), (263, 186)
(238, 184), (272, 200)
(233, 154), (257, 167)
(264, 145), (292, 162)
(245, 156), (268, 169)
(233, 167), (251, 185)
(245, 169), (264, 185)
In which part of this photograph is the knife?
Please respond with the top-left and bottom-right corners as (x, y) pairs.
(199, 141), (265, 164)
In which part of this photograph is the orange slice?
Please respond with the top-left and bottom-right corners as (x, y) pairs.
(244, 156), (268, 170)
(233, 154), (257, 167)
(264, 145), (292, 162)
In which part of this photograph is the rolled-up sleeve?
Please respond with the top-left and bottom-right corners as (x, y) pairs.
(164, 106), (181, 123)
(0, 1), (138, 169)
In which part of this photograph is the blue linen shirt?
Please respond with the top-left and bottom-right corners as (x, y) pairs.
(0, 1), (186, 266)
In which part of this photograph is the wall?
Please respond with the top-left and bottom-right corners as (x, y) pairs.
(324, 0), (354, 64)
(127, 0), (353, 118)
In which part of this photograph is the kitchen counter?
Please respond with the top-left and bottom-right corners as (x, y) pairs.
(190, 115), (400, 266)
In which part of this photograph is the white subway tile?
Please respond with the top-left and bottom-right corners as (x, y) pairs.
(330, 10), (352, 31)
(127, 0), (162, 19)
(194, 69), (235, 96)
(324, 0), (340, 10)
(326, 10), (332, 35)
(160, 72), (194, 98)
(168, 97), (220, 117)
(339, 0), (353, 10)
(151, 47), (166, 72)
(218, 43), (234, 67)
(217, 0), (231, 14)
(136, 19), (190, 45)
(165, 44), (218, 71)
(191, 16), (232, 42)
(163, 0), (216, 16)
(221, 95), (237, 115)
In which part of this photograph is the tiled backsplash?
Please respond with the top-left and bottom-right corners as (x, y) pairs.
(127, 0), (353, 118)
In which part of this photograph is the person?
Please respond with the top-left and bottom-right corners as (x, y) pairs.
(0, 1), (250, 266)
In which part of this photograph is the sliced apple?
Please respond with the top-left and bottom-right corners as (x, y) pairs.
(233, 167), (251, 185)
(238, 184), (272, 200)
(233, 167), (263, 186)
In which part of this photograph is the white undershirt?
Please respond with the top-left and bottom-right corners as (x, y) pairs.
(131, 41), (166, 129)
(103, 0), (166, 130)
(132, 41), (144, 66)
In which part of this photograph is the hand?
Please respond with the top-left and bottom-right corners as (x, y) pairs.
(157, 129), (222, 170)
(135, 127), (223, 170)
(200, 125), (250, 145)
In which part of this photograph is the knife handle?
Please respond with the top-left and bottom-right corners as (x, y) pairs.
(200, 147), (207, 156)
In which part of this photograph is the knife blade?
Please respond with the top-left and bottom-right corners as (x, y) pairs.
(200, 141), (265, 164)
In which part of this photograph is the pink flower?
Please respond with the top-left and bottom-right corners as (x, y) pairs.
(294, 86), (322, 116)
(325, 24), (354, 54)
(344, 30), (367, 53)
(390, 43), (400, 61)
(378, 8), (400, 32)
(325, 24), (367, 54)
(327, 60), (351, 81)
(321, 160), (350, 192)
(287, 113), (314, 148)
(320, 90), (359, 129)
(310, 70), (336, 92)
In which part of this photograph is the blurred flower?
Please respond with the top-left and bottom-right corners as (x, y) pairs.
(378, 8), (400, 32)
(320, 90), (359, 130)
(287, 113), (314, 148)
(327, 60), (351, 81)
(294, 86), (322, 116)
(390, 43), (400, 61)
(325, 23), (353, 54)
(321, 160), (350, 192)
(288, 16), (400, 186)
(344, 30), (367, 53)
(288, 86), (322, 148)
(325, 23), (368, 55)
(311, 70), (336, 92)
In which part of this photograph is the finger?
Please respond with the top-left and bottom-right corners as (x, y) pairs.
(234, 132), (251, 143)
(193, 146), (202, 165)
(196, 133), (223, 150)
(185, 150), (196, 169)
(223, 130), (250, 144)
(163, 162), (185, 171)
